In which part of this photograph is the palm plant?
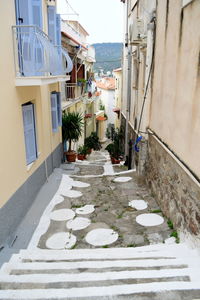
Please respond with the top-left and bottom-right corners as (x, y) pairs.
(62, 112), (84, 152)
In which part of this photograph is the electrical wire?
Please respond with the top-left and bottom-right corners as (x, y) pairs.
(65, 0), (79, 16)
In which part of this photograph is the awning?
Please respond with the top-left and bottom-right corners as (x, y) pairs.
(62, 48), (73, 73)
(96, 116), (107, 121)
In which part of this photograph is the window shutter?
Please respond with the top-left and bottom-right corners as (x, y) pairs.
(47, 5), (56, 44)
(51, 93), (58, 132)
(56, 92), (62, 126)
(15, 0), (32, 25)
(32, 0), (43, 28)
(22, 104), (37, 165)
(15, 0), (42, 76)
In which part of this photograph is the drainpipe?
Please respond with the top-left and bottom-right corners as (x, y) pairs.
(124, 0), (132, 166)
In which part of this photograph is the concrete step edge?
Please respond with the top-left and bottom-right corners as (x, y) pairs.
(0, 268), (193, 283)
(0, 281), (200, 299)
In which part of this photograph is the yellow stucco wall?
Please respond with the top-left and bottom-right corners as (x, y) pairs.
(0, 1), (61, 208)
(150, 0), (200, 178)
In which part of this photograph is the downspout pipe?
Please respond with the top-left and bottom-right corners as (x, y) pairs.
(124, 0), (132, 169)
(124, 0), (129, 157)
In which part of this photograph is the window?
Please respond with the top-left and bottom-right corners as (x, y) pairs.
(51, 92), (62, 132)
(22, 103), (37, 165)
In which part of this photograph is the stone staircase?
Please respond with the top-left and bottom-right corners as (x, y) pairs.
(0, 243), (200, 299)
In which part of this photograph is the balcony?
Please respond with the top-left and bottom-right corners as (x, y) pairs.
(62, 81), (100, 110)
(65, 83), (83, 101)
(12, 25), (72, 86)
(61, 20), (87, 49)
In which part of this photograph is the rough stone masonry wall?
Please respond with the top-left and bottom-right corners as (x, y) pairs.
(146, 133), (200, 246)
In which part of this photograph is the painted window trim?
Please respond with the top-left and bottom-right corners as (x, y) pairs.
(50, 91), (62, 132)
(26, 152), (41, 171)
(22, 102), (38, 165)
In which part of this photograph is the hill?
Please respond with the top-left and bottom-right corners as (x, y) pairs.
(92, 43), (123, 73)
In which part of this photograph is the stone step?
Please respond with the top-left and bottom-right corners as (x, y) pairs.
(0, 281), (200, 299)
(0, 267), (191, 283)
(0, 244), (199, 299)
(21, 243), (194, 261)
(3, 257), (190, 274)
(7, 265), (189, 275)
(0, 276), (190, 290)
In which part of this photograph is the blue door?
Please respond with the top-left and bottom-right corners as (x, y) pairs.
(15, 0), (43, 76)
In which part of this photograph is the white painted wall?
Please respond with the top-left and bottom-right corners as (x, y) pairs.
(98, 88), (116, 125)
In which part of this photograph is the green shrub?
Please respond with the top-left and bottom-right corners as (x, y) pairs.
(85, 132), (101, 150)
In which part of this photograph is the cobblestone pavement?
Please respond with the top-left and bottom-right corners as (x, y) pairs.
(37, 150), (174, 250)
(0, 150), (200, 299)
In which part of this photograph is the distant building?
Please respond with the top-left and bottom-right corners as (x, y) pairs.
(113, 68), (122, 129)
(61, 19), (97, 146)
(96, 77), (116, 141)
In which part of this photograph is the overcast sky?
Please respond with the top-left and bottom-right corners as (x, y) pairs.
(57, 0), (124, 44)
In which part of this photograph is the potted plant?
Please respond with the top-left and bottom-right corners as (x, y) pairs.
(105, 128), (123, 164)
(77, 145), (88, 160)
(77, 78), (87, 94)
(62, 111), (83, 162)
(85, 132), (101, 151)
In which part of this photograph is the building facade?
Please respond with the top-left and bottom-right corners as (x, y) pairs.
(0, 0), (73, 246)
(61, 19), (97, 148)
(121, 0), (200, 246)
(113, 68), (122, 129)
(96, 77), (116, 141)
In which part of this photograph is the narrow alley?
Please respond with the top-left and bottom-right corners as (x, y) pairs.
(0, 150), (200, 299)
(1, 0), (200, 298)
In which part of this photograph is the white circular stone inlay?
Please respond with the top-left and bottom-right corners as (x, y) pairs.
(66, 217), (91, 230)
(58, 185), (72, 194)
(128, 200), (148, 210)
(50, 209), (75, 221)
(46, 232), (76, 249)
(53, 195), (64, 204)
(72, 181), (90, 188)
(60, 190), (83, 198)
(136, 213), (164, 227)
(85, 228), (118, 246)
(76, 205), (95, 215)
(113, 176), (132, 183)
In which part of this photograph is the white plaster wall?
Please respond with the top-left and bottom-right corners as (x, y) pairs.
(99, 89), (116, 125)
(150, 0), (200, 178)
(121, 0), (156, 134)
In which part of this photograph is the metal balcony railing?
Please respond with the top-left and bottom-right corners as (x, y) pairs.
(65, 82), (99, 102)
(12, 25), (72, 77)
(65, 83), (83, 101)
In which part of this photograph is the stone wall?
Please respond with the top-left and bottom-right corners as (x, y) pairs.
(146, 133), (200, 246)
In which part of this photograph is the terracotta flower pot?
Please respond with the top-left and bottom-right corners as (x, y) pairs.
(77, 154), (85, 161)
(111, 157), (120, 164)
(66, 151), (76, 162)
